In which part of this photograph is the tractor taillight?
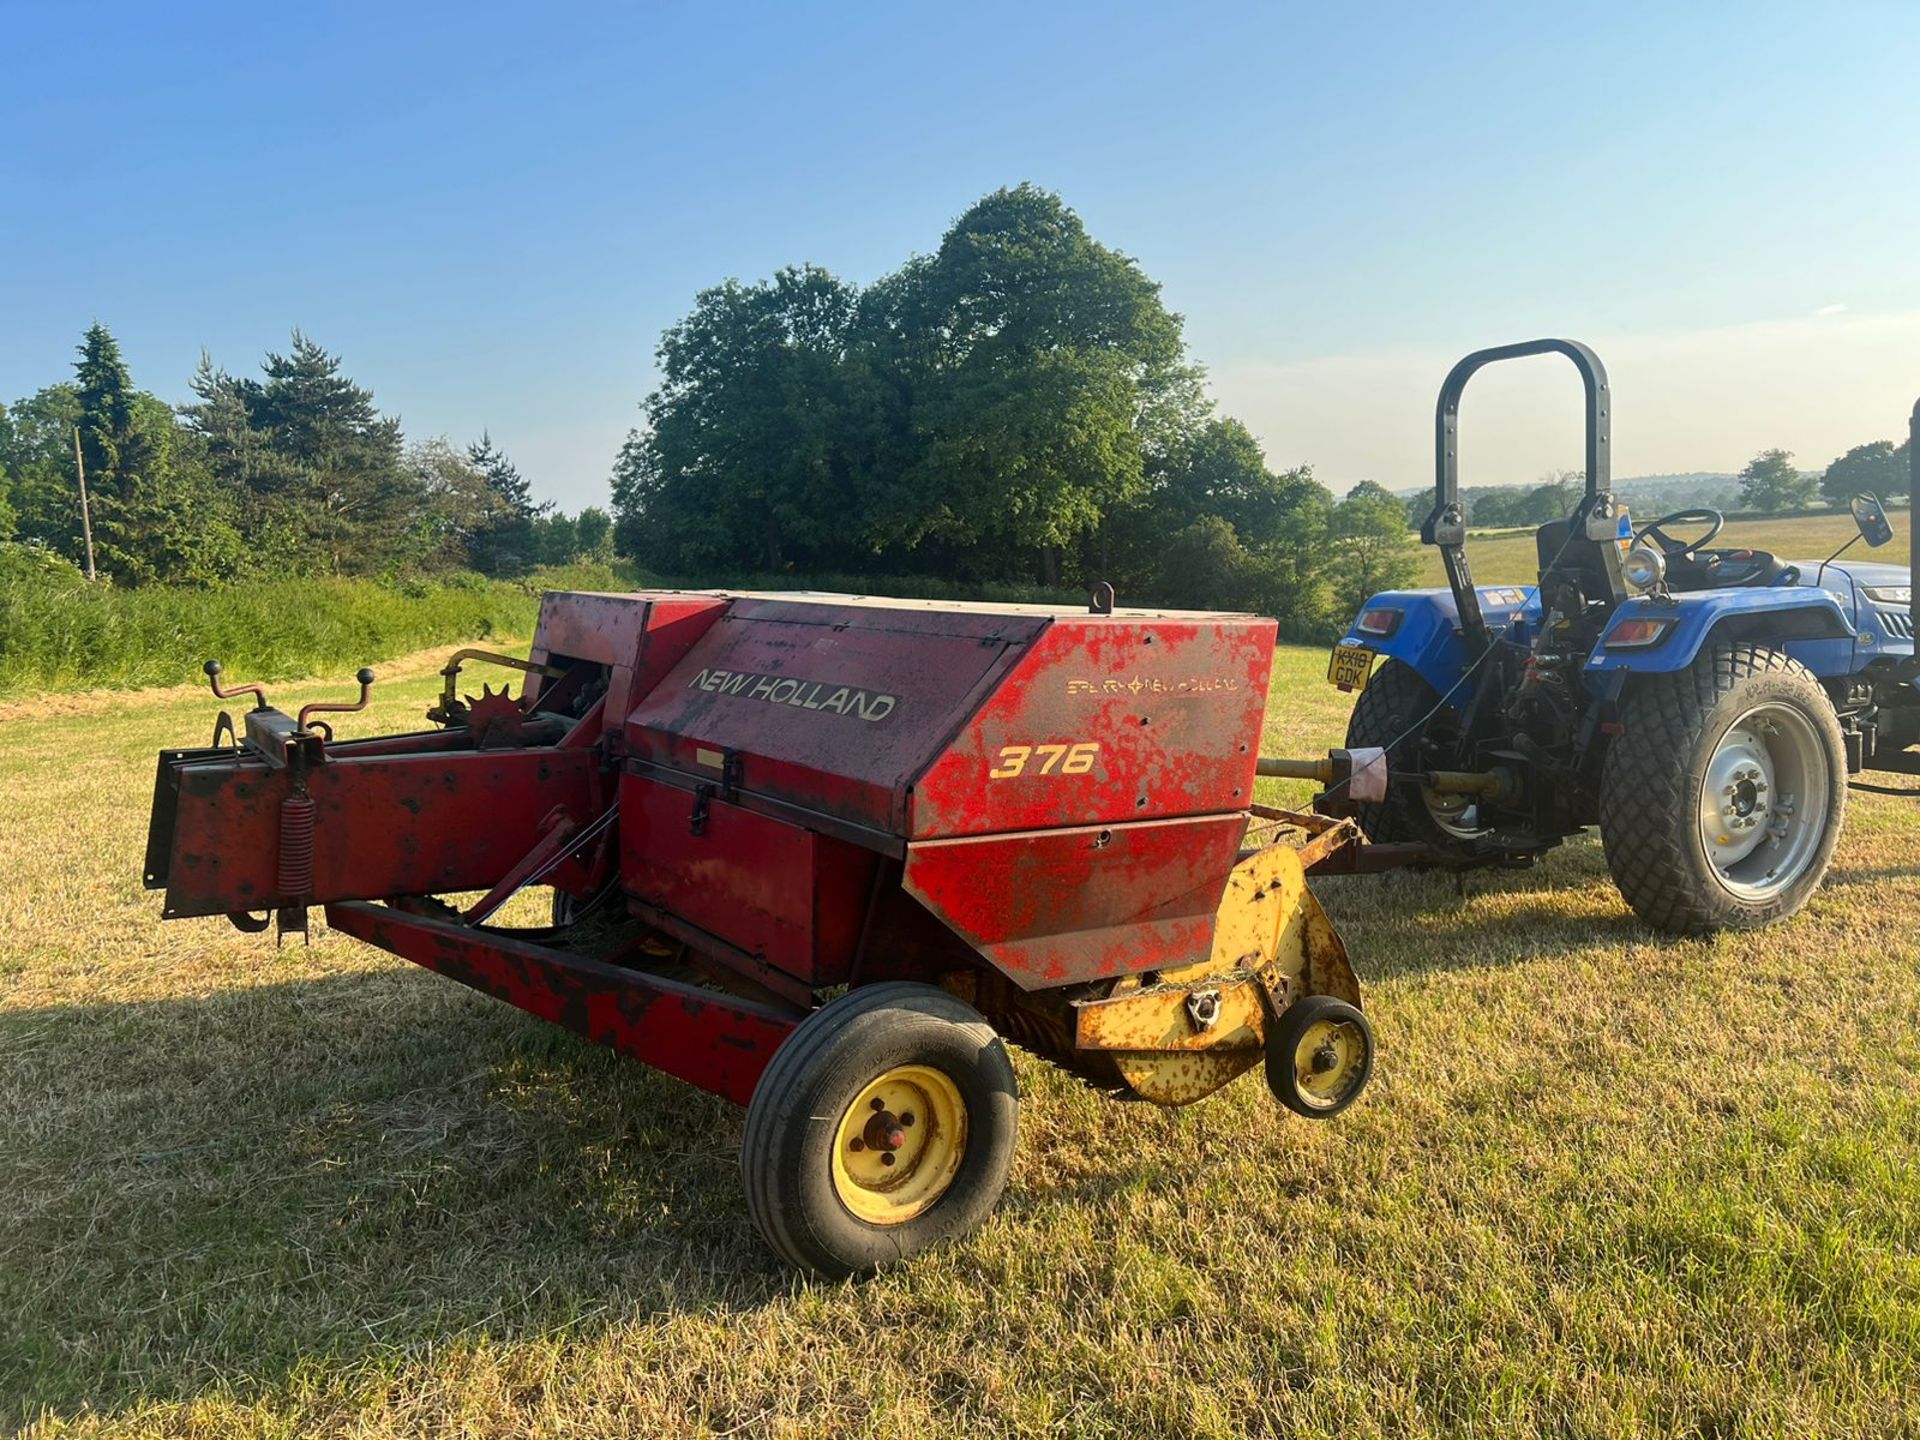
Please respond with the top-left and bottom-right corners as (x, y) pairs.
(1606, 617), (1673, 648)
(1356, 607), (1401, 637)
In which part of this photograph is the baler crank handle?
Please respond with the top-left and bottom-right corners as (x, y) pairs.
(298, 667), (376, 735)
(204, 660), (269, 711)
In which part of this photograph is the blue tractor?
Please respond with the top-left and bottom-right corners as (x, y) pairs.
(1315, 339), (1917, 935)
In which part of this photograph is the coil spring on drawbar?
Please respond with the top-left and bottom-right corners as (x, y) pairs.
(277, 794), (316, 898)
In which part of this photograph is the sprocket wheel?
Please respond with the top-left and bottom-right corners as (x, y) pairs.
(465, 683), (528, 748)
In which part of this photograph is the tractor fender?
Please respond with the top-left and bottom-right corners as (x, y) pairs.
(1337, 585), (1539, 697)
(1583, 590), (1856, 677)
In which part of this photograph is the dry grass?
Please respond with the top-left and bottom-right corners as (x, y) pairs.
(1419, 510), (1912, 587)
(4, 643), (1919, 1438)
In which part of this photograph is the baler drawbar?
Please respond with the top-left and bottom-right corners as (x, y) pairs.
(146, 588), (1374, 1275)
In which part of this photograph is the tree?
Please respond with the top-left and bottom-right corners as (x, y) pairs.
(185, 332), (414, 575)
(1521, 470), (1580, 524)
(573, 506), (613, 561)
(613, 185), (1212, 590)
(0, 386), (82, 557)
(531, 510), (580, 565)
(1328, 483), (1420, 614)
(465, 433), (546, 574)
(1737, 449), (1818, 513)
(400, 439), (508, 571)
(869, 185), (1195, 585)
(59, 324), (244, 584)
(613, 264), (869, 573)
(1821, 439), (1909, 506)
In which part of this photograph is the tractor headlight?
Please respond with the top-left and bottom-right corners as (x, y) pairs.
(1863, 585), (1911, 605)
(1623, 544), (1666, 594)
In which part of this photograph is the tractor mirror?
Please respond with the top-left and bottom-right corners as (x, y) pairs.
(1849, 493), (1894, 548)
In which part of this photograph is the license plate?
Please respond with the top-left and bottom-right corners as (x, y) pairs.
(1327, 644), (1375, 693)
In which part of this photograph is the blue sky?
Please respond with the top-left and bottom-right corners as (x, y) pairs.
(3, 2), (1917, 509)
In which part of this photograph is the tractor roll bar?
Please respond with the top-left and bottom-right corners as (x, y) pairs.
(1423, 339), (1613, 650)
(1910, 398), (1918, 645)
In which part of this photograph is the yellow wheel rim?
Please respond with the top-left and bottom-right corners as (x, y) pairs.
(1293, 1017), (1367, 1109)
(830, 1064), (967, 1225)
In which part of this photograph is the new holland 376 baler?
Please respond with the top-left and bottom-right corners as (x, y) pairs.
(146, 589), (1373, 1275)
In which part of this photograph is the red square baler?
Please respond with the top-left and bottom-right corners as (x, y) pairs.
(147, 589), (1373, 1275)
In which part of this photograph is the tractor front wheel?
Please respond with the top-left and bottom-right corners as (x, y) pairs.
(741, 982), (1019, 1278)
(1599, 643), (1846, 935)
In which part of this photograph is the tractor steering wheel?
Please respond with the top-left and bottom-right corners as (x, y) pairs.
(1634, 508), (1726, 559)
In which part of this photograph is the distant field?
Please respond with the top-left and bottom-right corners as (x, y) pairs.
(1417, 509), (1912, 588)
(4, 644), (1918, 1437)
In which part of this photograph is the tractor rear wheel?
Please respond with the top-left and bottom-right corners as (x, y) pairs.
(1599, 643), (1846, 935)
(741, 982), (1019, 1278)
(1342, 658), (1488, 852)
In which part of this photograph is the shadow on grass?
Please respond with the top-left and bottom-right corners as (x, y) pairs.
(0, 969), (795, 1420)
(1, 856), (1636, 1421)
(1311, 841), (1647, 980)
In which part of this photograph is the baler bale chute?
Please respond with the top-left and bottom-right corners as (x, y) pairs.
(146, 590), (1375, 1276)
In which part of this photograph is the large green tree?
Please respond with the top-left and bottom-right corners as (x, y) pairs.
(613, 265), (868, 572)
(1737, 448), (1818, 513)
(1327, 481), (1420, 613)
(186, 333), (417, 575)
(612, 185), (1250, 596)
(865, 185), (1196, 584)
(61, 325), (242, 584)
(1821, 439), (1910, 506)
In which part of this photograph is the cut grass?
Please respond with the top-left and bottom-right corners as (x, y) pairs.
(3, 644), (1919, 1437)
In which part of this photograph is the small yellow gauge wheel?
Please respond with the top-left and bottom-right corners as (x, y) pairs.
(742, 982), (1019, 1277)
(1265, 994), (1374, 1118)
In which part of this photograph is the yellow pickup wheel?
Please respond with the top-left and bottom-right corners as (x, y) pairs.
(742, 982), (1019, 1278)
(1266, 995), (1374, 1118)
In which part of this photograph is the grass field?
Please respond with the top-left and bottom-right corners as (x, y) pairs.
(4, 641), (1920, 1437)
(1417, 509), (1913, 588)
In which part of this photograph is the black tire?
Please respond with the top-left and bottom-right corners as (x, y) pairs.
(1265, 994), (1374, 1119)
(1599, 643), (1846, 935)
(1342, 658), (1485, 850)
(741, 981), (1019, 1278)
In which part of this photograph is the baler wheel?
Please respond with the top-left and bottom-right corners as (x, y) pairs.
(1265, 995), (1374, 1118)
(741, 982), (1019, 1278)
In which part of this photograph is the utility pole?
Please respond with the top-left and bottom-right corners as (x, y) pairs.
(72, 426), (97, 582)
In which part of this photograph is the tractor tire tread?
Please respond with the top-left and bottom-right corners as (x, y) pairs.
(1598, 642), (1844, 935)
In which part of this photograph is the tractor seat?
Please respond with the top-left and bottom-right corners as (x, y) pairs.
(1665, 548), (1797, 592)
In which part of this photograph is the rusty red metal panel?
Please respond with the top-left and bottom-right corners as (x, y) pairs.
(161, 748), (597, 917)
(619, 773), (877, 984)
(623, 598), (1046, 833)
(529, 591), (727, 720)
(623, 776), (819, 976)
(910, 616), (1275, 839)
(900, 812), (1248, 989)
(325, 901), (796, 1105)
